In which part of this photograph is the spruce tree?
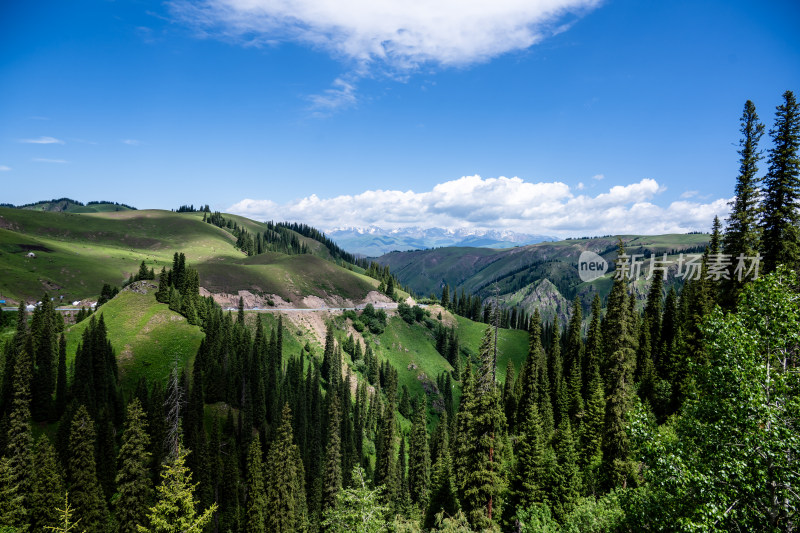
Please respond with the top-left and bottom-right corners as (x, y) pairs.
(55, 333), (67, 419)
(398, 435), (410, 509)
(374, 395), (398, 503)
(32, 298), (56, 422)
(265, 403), (306, 533)
(1, 303), (24, 418)
(0, 456), (24, 531)
(408, 398), (430, 509)
(322, 390), (342, 515)
(425, 421), (459, 530)
(321, 325), (335, 385)
(507, 400), (544, 520)
(30, 436), (64, 533)
(601, 246), (637, 490)
(723, 100), (764, 307)
(155, 268), (169, 303)
(502, 360), (518, 430)
(139, 441), (217, 533)
(761, 90), (800, 273)
(457, 326), (506, 530)
(7, 346), (33, 530)
(564, 296), (584, 422)
(115, 399), (153, 533)
(583, 293), (603, 397)
(551, 418), (580, 522)
(68, 405), (109, 533)
(580, 367), (605, 492)
(245, 436), (267, 533)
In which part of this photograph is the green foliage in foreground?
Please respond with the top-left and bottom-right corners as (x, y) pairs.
(628, 267), (800, 531)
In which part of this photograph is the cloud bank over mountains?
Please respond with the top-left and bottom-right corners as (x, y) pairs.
(228, 175), (730, 237)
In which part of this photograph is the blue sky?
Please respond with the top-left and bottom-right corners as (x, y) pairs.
(1, 0), (798, 236)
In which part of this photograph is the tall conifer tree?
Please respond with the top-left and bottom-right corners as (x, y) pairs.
(322, 390), (342, 516)
(408, 398), (430, 508)
(723, 100), (764, 307)
(7, 346), (33, 530)
(265, 404), (306, 533)
(761, 90), (800, 273)
(457, 326), (506, 530)
(115, 399), (153, 533)
(30, 436), (64, 533)
(245, 436), (267, 533)
(68, 405), (109, 533)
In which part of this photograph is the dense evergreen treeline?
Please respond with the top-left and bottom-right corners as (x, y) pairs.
(176, 204), (212, 213)
(0, 91), (797, 532)
(276, 222), (362, 266)
(0, 198), (137, 210)
(436, 283), (528, 332)
(204, 211), (310, 256)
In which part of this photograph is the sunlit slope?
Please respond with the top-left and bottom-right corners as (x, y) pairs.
(64, 283), (205, 392)
(0, 207), (379, 303)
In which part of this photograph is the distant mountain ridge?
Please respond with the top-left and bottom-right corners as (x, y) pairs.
(327, 225), (558, 256)
(0, 197), (137, 213)
(376, 233), (711, 323)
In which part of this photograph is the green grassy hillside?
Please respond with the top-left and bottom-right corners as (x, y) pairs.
(334, 307), (528, 409)
(0, 207), (379, 304)
(65, 282), (205, 392)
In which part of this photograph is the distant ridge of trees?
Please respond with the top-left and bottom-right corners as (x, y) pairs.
(1, 198), (137, 210)
(174, 204), (211, 213)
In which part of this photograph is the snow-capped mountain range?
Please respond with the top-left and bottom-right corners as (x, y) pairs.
(326, 226), (558, 257)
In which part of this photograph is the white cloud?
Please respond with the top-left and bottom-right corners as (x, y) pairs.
(680, 190), (699, 199)
(32, 158), (68, 164)
(122, 139), (141, 146)
(0, 165), (11, 171)
(19, 136), (64, 144)
(171, 0), (599, 67)
(592, 173), (604, 180)
(170, 0), (601, 110)
(228, 175), (730, 237)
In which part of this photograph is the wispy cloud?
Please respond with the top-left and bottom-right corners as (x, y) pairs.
(308, 77), (359, 115)
(170, 0), (602, 111)
(19, 136), (64, 144)
(228, 175), (729, 237)
(122, 139), (141, 146)
(680, 190), (699, 199)
(32, 158), (68, 164)
(0, 165), (11, 171)
(592, 173), (604, 180)
(71, 138), (98, 145)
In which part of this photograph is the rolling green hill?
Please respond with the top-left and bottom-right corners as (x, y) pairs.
(65, 282), (205, 392)
(0, 207), (379, 304)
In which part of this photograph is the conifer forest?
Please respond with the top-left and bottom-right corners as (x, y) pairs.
(1, 83), (799, 533)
